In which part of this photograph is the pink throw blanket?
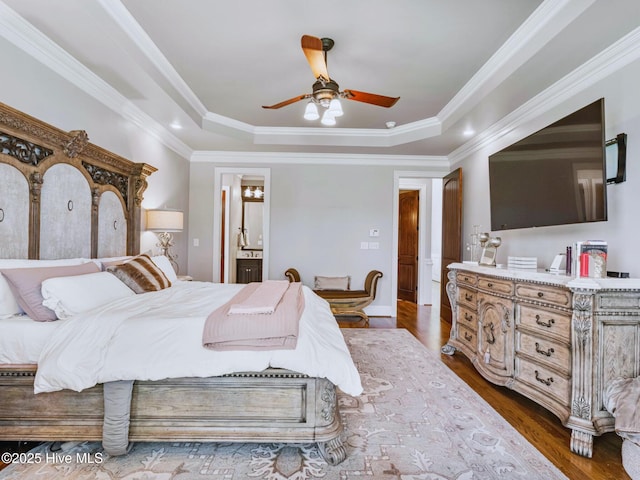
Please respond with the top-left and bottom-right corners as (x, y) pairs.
(202, 282), (304, 351)
(228, 280), (289, 314)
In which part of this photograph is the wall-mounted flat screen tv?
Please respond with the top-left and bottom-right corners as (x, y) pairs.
(489, 98), (607, 231)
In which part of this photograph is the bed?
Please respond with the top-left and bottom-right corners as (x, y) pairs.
(0, 102), (361, 465)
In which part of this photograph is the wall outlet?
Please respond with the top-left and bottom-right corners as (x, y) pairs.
(360, 242), (369, 250)
(193, 238), (199, 247)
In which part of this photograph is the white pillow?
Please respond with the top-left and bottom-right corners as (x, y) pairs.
(150, 255), (178, 283)
(41, 271), (135, 319)
(0, 258), (88, 318)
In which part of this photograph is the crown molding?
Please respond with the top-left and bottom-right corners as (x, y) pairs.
(0, 1), (193, 160)
(96, 0), (208, 118)
(448, 25), (640, 166)
(190, 150), (450, 170)
(438, 0), (595, 129)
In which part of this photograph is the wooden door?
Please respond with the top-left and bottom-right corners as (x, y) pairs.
(440, 168), (462, 322)
(398, 190), (419, 302)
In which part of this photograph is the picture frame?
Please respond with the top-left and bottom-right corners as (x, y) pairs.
(479, 246), (497, 266)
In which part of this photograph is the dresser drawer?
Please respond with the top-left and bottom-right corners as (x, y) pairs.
(516, 331), (570, 374)
(515, 357), (571, 407)
(517, 304), (571, 341)
(478, 276), (513, 295)
(456, 271), (477, 286)
(596, 292), (640, 312)
(516, 283), (571, 308)
(457, 305), (477, 328)
(457, 323), (477, 351)
(457, 287), (477, 309)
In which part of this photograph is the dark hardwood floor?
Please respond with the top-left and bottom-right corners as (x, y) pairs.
(339, 289), (628, 480)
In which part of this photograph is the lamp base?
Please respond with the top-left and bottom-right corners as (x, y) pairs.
(156, 232), (179, 274)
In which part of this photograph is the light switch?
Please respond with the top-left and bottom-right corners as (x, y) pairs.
(369, 242), (380, 249)
(369, 228), (380, 237)
(193, 238), (199, 247)
(360, 242), (369, 250)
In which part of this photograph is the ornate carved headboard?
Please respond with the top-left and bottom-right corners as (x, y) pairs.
(0, 102), (156, 259)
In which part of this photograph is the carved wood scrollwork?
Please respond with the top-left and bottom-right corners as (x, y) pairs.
(573, 293), (593, 346)
(63, 130), (89, 158)
(320, 381), (337, 423)
(82, 161), (129, 205)
(1, 130), (53, 165)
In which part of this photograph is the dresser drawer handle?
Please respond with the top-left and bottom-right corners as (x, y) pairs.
(535, 370), (554, 386)
(463, 276), (470, 282)
(537, 292), (544, 298)
(464, 332), (473, 342)
(535, 342), (554, 357)
(464, 312), (474, 322)
(535, 315), (555, 328)
(465, 293), (473, 302)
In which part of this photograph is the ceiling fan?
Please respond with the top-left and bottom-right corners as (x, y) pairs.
(262, 35), (400, 125)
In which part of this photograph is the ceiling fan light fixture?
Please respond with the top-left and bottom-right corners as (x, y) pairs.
(303, 101), (319, 120)
(321, 110), (336, 126)
(328, 98), (343, 117)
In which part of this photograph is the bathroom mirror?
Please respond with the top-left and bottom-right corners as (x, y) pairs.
(242, 199), (263, 250)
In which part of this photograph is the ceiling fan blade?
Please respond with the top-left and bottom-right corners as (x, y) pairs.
(262, 94), (310, 109)
(301, 35), (330, 82)
(343, 90), (400, 108)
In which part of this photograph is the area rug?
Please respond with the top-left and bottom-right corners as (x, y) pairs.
(0, 328), (567, 479)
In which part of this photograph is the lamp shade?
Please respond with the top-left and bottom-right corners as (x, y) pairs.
(146, 210), (184, 232)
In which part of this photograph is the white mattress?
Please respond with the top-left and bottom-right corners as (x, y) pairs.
(0, 315), (61, 364)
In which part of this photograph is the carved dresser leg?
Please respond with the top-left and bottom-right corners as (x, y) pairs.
(570, 429), (594, 458)
(318, 436), (346, 465)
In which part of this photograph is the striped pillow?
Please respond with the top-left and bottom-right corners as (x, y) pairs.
(107, 254), (171, 293)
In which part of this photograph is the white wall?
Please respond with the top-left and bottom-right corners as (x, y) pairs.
(451, 58), (640, 277)
(188, 160), (445, 314)
(0, 37), (191, 271)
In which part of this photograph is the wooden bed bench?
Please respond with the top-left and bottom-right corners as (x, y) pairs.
(285, 269), (382, 324)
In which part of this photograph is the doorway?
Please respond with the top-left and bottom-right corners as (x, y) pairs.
(392, 173), (443, 316)
(212, 167), (270, 283)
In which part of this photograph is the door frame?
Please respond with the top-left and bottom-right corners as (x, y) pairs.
(392, 171), (441, 314)
(213, 167), (271, 283)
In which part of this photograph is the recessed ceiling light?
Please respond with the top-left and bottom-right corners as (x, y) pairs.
(385, 121), (396, 129)
(463, 128), (475, 136)
(170, 121), (183, 130)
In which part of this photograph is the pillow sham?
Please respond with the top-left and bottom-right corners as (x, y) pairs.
(314, 275), (351, 291)
(41, 271), (135, 319)
(0, 258), (89, 318)
(106, 254), (171, 294)
(0, 262), (100, 321)
(150, 255), (178, 283)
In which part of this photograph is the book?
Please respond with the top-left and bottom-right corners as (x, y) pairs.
(576, 240), (608, 278)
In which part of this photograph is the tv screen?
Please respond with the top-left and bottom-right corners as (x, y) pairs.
(489, 98), (607, 231)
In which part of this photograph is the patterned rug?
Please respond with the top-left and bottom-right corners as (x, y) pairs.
(0, 329), (567, 479)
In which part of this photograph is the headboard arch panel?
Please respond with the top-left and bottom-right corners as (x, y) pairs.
(0, 102), (156, 259)
(39, 163), (92, 260)
(0, 163), (29, 258)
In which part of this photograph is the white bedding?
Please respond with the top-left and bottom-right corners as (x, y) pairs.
(0, 315), (60, 364)
(32, 281), (363, 396)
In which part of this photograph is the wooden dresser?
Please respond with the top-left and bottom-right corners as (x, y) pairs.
(443, 262), (640, 457)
